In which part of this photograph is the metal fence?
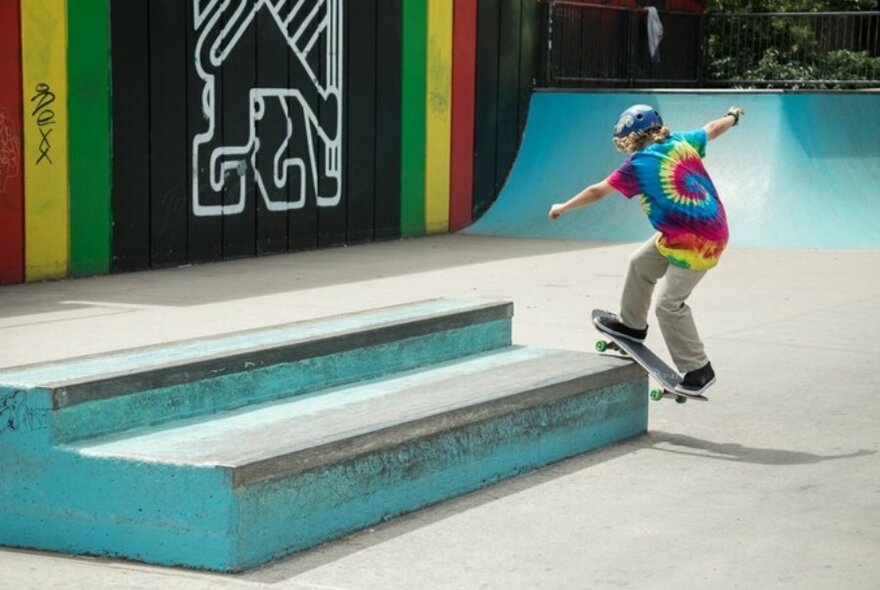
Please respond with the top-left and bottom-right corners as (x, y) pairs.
(544, 1), (880, 89)
(545, 2), (703, 87)
(706, 12), (880, 88)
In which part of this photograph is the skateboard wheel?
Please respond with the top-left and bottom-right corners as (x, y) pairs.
(675, 395), (688, 404)
(595, 340), (608, 353)
(649, 389), (664, 401)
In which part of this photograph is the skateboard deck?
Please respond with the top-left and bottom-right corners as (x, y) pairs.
(591, 309), (708, 404)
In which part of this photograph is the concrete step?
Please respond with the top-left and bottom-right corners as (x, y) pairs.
(6, 347), (647, 571)
(0, 299), (512, 443)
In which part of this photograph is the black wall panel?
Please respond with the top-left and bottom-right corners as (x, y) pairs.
(374, 0), (402, 242)
(519, 0), (541, 137)
(472, 0), (541, 219)
(345, 0), (377, 245)
(254, 9), (289, 255)
(220, 10), (257, 260)
(496, 0), (522, 198)
(110, 0), (150, 272)
(317, 33), (346, 249)
(287, 10), (320, 252)
(149, 0), (188, 268)
(473, 0), (501, 218)
(187, 2), (223, 264)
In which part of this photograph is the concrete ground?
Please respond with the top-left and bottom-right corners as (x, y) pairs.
(1, 234), (878, 590)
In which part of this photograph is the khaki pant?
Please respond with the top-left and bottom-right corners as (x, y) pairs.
(619, 234), (710, 373)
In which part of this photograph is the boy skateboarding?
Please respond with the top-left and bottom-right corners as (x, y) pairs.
(548, 104), (744, 395)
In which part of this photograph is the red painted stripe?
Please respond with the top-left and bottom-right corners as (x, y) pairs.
(0, 0), (24, 284)
(449, 0), (477, 232)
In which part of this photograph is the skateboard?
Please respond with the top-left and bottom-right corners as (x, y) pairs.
(591, 309), (708, 404)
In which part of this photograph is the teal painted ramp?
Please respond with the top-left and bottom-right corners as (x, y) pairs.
(465, 91), (880, 249)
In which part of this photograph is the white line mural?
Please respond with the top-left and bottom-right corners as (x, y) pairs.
(192, 0), (342, 216)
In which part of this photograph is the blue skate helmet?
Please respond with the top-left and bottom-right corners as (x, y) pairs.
(613, 104), (663, 138)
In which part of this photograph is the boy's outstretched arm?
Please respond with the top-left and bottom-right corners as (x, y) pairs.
(548, 179), (614, 220)
(704, 106), (745, 141)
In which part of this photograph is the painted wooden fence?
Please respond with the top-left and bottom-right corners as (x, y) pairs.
(0, 0), (538, 284)
(0, 0), (24, 284)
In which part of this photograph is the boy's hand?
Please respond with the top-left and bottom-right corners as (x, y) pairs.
(726, 106), (745, 125)
(548, 182), (612, 219)
(706, 108), (745, 139)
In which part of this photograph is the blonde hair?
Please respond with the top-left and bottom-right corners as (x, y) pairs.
(613, 126), (670, 154)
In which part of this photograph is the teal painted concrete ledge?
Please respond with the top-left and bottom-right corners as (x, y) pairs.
(0, 299), (648, 571)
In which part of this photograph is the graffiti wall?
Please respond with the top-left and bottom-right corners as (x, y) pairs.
(21, 0), (69, 282)
(0, 0), (538, 283)
(0, 0), (24, 284)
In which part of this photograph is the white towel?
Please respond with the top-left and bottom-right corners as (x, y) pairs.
(646, 7), (664, 64)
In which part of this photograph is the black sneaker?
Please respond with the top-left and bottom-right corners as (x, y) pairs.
(675, 362), (716, 395)
(593, 312), (648, 343)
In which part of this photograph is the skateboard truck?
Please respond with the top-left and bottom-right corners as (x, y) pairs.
(592, 309), (708, 404)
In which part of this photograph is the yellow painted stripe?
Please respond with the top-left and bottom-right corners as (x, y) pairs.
(424, 0), (452, 235)
(21, 0), (69, 281)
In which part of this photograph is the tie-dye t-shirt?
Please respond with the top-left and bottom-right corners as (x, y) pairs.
(607, 129), (728, 271)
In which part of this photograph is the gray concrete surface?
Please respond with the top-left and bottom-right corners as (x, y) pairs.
(1, 234), (878, 589)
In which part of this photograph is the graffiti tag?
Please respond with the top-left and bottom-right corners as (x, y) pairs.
(30, 83), (56, 166)
(0, 390), (48, 436)
(0, 109), (21, 192)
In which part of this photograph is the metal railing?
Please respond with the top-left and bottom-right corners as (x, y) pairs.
(543, 1), (880, 89)
(706, 12), (880, 88)
(545, 1), (703, 87)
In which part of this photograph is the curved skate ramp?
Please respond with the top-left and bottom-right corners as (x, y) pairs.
(464, 91), (880, 249)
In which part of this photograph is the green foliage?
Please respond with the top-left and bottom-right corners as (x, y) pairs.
(707, 0), (878, 12)
(742, 48), (819, 88)
(705, 1), (880, 87)
(824, 50), (880, 83)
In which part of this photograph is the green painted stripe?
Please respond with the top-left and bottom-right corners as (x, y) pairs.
(400, 0), (427, 237)
(68, 0), (111, 276)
